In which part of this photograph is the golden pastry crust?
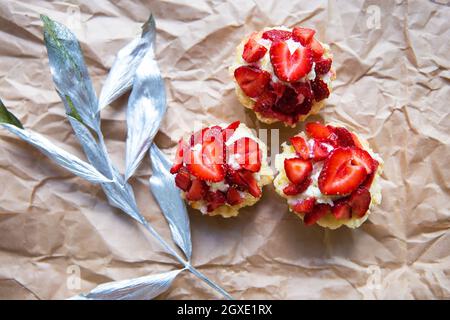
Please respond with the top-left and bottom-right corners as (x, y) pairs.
(230, 27), (336, 127)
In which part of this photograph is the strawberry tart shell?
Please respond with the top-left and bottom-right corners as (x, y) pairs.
(180, 123), (273, 218)
(273, 124), (383, 229)
(230, 27), (336, 127)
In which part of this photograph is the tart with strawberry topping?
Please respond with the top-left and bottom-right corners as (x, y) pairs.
(273, 122), (383, 229)
(171, 121), (273, 217)
(230, 26), (336, 127)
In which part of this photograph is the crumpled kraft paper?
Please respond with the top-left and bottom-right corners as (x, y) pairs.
(0, 0), (449, 299)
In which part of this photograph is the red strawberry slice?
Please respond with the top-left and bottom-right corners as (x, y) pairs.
(226, 186), (242, 205)
(309, 38), (324, 60)
(333, 127), (355, 147)
(239, 170), (262, 198)
(361, 159), (379, 189)
(318, 147), (368, 195)
(186, 140), (225, 182)
(304, 203), (331, 226)
(222, 121), (241, 143)
(311, 78), (330, 101)
(314, 58), (332, 75)
(312, 140), (330, 161)
(284, 157), (312, 184)
(170, 138), (187, 174)
(351, 133), (363, 149)
(206, 191), (226, 212)
(175, 167), (191, 191)
(283, 177), (312, 196)
(332, 199), (352, 220)
(262, 29), (292, 42)
(242, 37), (268, 63)
(186, 179), (207, 201)
(190, 127), (208, 146)
(348, 187), (371, 217)
(234, 66), (271, 98)
(229, 137), (261, 172)
(305, 122), (333, 140)
(270, 41), (313, 82)
(292, 27), (316, 46)
(290, 136), (310, 160)
(351, 147), (376, 175)
(292, 197), (316, 215)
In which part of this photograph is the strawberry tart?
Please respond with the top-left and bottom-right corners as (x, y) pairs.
(273, 122), (383, 229)
(170, 121), (273, 218)
(230, 26), (336, 127)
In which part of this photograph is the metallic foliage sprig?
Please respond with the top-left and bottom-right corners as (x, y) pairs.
(0, 14), (232, 300)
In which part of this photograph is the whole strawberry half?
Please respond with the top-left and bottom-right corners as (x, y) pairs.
(234, 66), (271, 98)
(270, 41), (313, 82)
(318, 147), (374, 195)
(292, 27), (316, 46)
(290, 136), (310, 160)
(284, 157), (313, 184)
(186, 139), (225, 182)
(242, 37), (267, 63)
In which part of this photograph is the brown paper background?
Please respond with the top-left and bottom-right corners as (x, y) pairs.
(0, 0), (449, 299)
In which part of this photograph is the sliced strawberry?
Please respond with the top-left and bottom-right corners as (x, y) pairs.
(234, 66), (271, 98)
(351, 133), (363, 149)
(318, 147), (368, 195)
(206, 191), (226, 212)
(314, 58), (332, 75)
(270, 41), (313, 82)
(292, 27), (316, 46)
(222, 121), (240, 142)
(229, 137), (261, 172)
(190, 127), (208, 146)
(305, 122), (334, 140)
(284, 157), (312, 184)
(175, 167), (191, 191)
(186, 179), (207, 201)
(304, 203), (331, 226)
(170, 138), (187, 174)
(309, 38), (324, 60)
(333, 126), (355, 147)
(186, 140), (225, 182)
(290, 136), (310, 160)
(239, 170), (261, 198)
(312, 140), (330, 161)
(311, 78), (330, 101)
(242, 37), (267, 63)
(292, 197), (316, 215)
(226, 186), (242, 206)
(283, 177), (312, 196)
(348, 187), (371, 217)
(361, 159), (378, 189)
(351, 147), (376, 175)
(332, 199), (352, 220)
(262, 29), (292, 42)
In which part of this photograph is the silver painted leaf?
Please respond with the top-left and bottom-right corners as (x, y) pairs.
(41, 15), (100, 132)
(71, 269), (182, 300)
(68, 116), (113, 180)
(101, 167), (146, 225)
(98, 15), (156, 109)
(125, 47), (166, 180)
(1, 124), (110, 184)
(149, 144), (192, 260)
